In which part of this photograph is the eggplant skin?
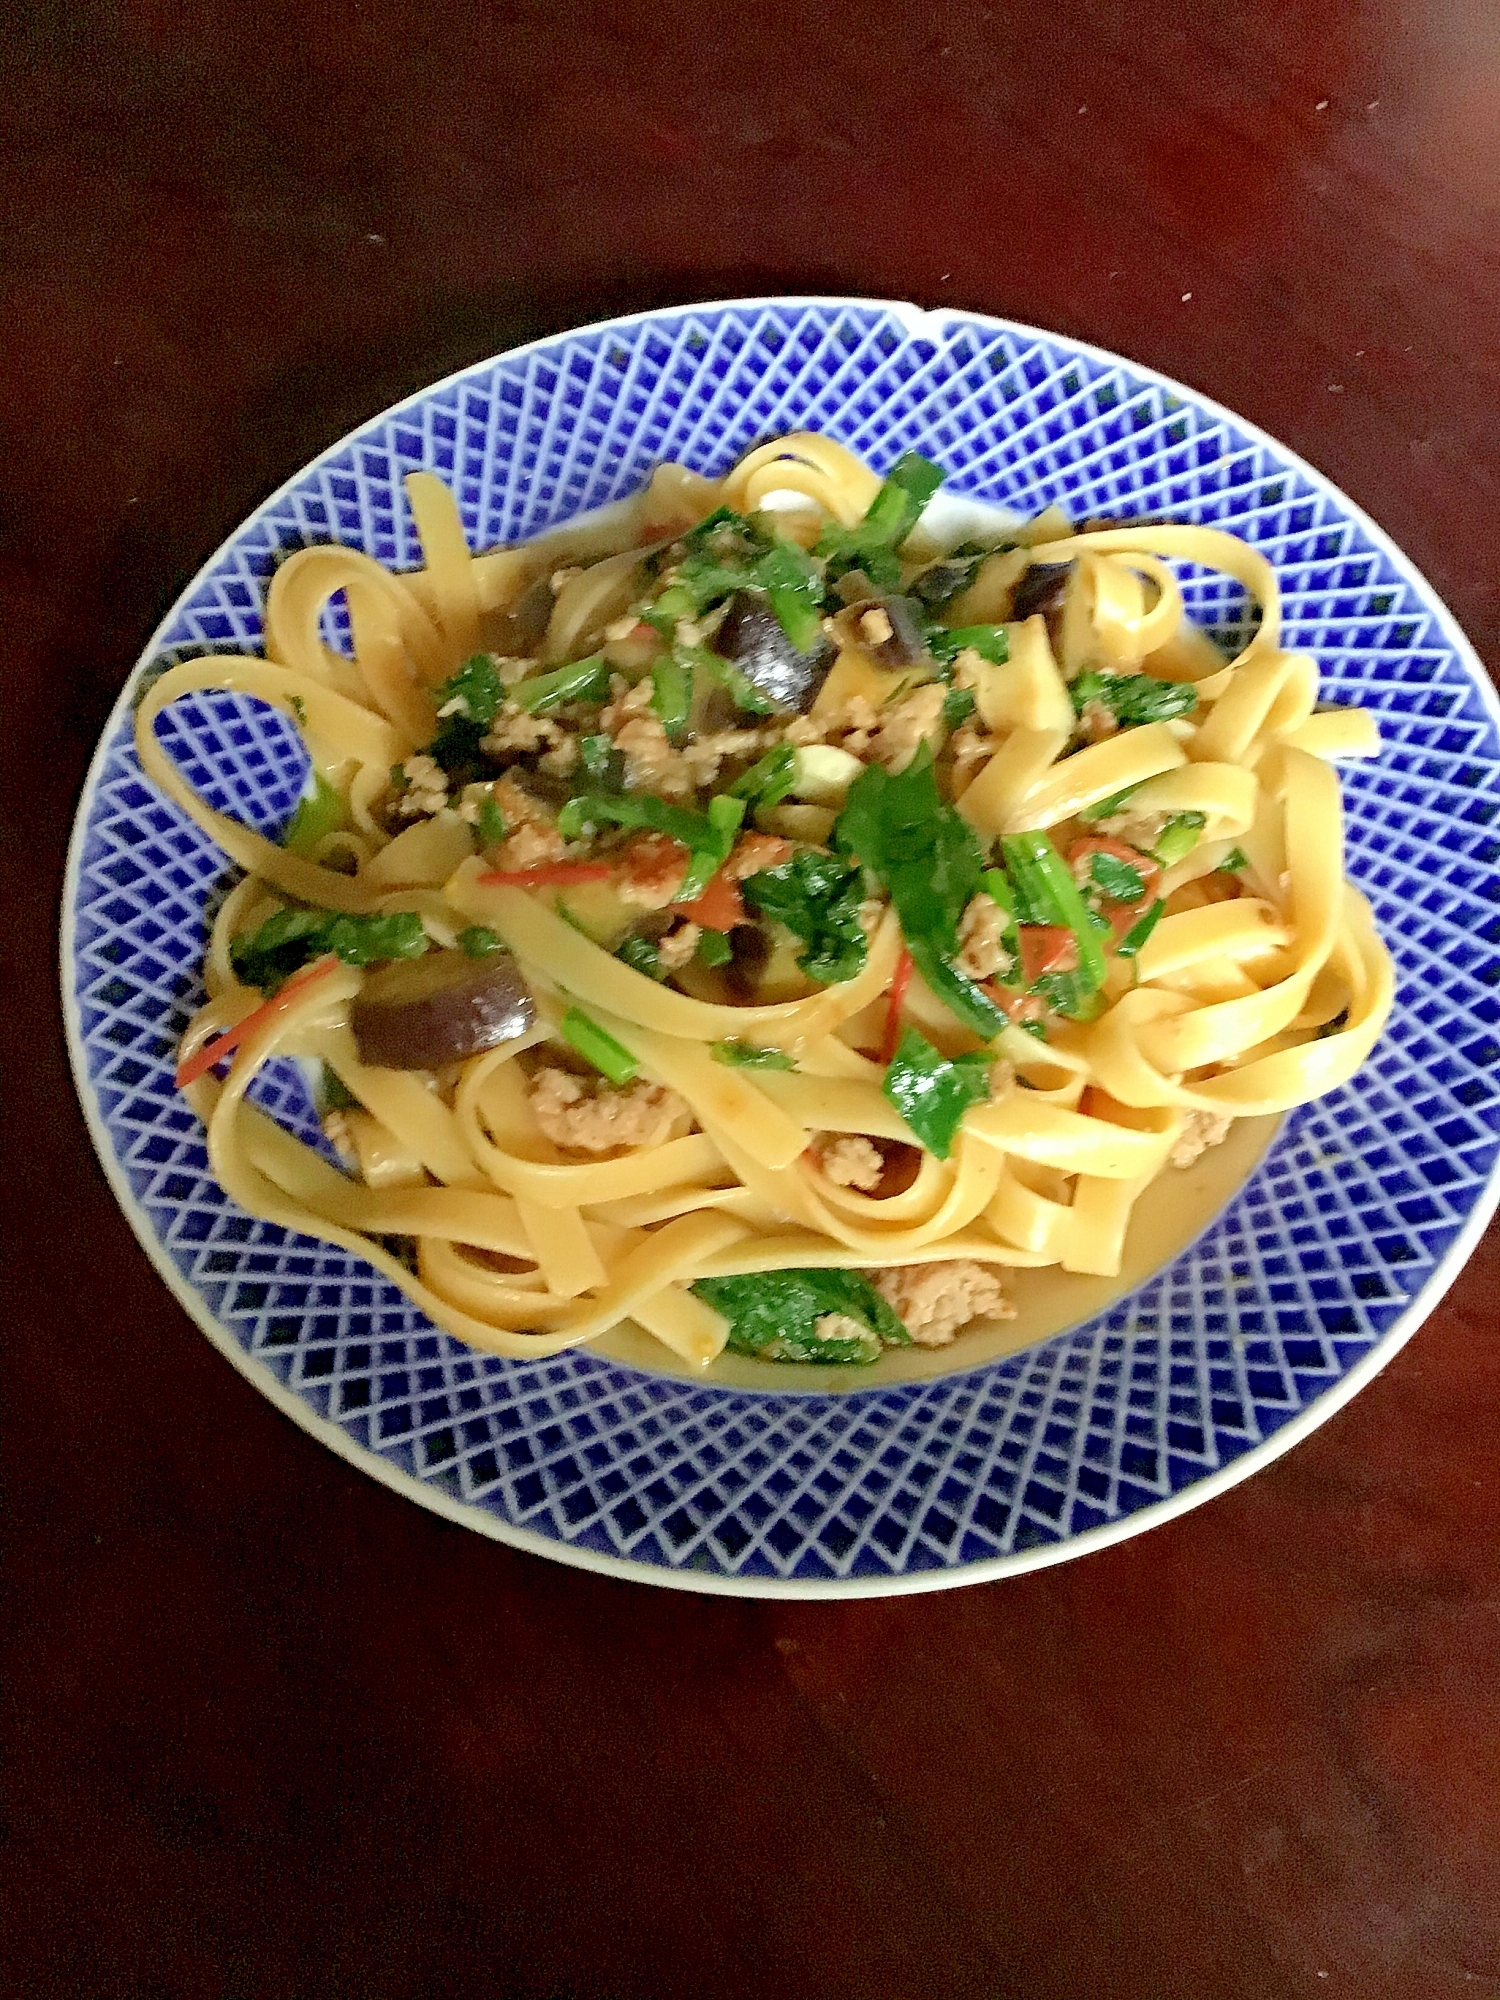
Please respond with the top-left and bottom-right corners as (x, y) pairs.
(714, 592), (833, 713)
(1010, 561), (1073, 622)
(351, 949), (536, 1070)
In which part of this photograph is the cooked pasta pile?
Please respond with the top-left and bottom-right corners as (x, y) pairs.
(137, 433), (1394, 1368)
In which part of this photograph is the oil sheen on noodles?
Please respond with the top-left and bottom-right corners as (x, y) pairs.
(135, 436), (1395, 1369)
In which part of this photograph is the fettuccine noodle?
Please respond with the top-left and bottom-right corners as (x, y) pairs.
(137, 433), (1394, 1370)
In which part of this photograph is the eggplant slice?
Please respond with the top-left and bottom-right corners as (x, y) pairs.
(714, 591), (833, 713)
(352, 948), (536, 1070)
(1010, 561), (1073, 623)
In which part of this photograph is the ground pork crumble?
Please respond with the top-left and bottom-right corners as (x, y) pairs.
(956, 893), (1013, 982)
(816, 1134), (885, 1191)
(813, 1311), (876, 1347)
(872, 1261), (1016, 1347)
(788, 685), (945, 774)
(393, 752), (449, 819)
(655, 920), (700, 970)
(528, 1067), (691, 1155)
(1169, 1109), (1233, 1169)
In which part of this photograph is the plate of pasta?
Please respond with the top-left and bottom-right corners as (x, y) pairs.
(64, 298), (1500, 1594)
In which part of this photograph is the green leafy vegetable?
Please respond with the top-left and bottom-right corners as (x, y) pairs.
(911, 546), (992, 610)
(677, 641), (781, 717)
(942, 685), (977, 729)
(928, 624), (1010, 668)
(979, 867), (1022, 983)
(616, 935), (666, 980)
(475, 794), (507, 849)
(556, 789), (745, 901)
(1115, 898), (1165, 960)
(426, 654), (505, 774)
(1028, 970), (1108, 1021)
(754, 538), (825, 652)
(560, 1007), (638, 1086)
(458, 925), (502, 957)
(1152, 811), (1207, 867)
(882, 1026), (993, 1159)
(1070, 670), (1198, 725)
(644, 582), (697, 629)
(696, 927), (733, 968)
(509, 653), (612, 714)
(650, 655), (693, 742)
(320, 1063), (360, 1112)
(281, 772), (345, 857)
(665, 513), (826, 648)
(728, 740), (797, 808)
(691, 1268), (911, 1365)
(232, 908), (428, 992)
(579, 734), (625, 791)
(1089, 851), (1148, 904)
(816, 451), (946, 578)
(742, 851), (869, 985)
(1216, 845), (1249, 874)
(1000, 831), (1109, 992)
(834, 748), (1005, 1039)
(710, 1040), (797, 1071)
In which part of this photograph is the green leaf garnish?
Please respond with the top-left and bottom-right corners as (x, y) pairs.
(881, 1025), (993, 1159)
(691, 1268), (910, 1364)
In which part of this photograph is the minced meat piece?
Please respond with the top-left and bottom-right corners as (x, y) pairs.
(393, 752), (448, 819)
(948, 722), (994, 794)
(603, 679), (693, 797)
(528, 1067), (691, 1154)
(479, 706), (567, 759)
(814, 1311), (875, 1346)
(724, 831), (793, 882)
(655, 920), (701, 970)
(618, 832), (690, 909)
(493, 820), (568, 870)
(872, 1260), (1015, 1347)
(784, 695), (880, 748)
(1169, 1109), (1233, 1169)
(817, 1135), (884, 1191)
(486, 779), (567, 869)
(956, 894), (1013, 982)
(680, 727), (776, 789)
(852, 684), (947, 773)
(538, 733), (579, 778)
(1096, 810), (1167, 852)
(1076, 698), (1119, 745)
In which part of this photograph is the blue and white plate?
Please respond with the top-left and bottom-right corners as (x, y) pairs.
(62, 299), (1500, 1595)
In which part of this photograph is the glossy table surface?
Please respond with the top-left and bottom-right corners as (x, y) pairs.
(7, 3), (1500, 1994)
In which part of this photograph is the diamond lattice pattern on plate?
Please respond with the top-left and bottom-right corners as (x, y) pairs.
(69, 303), (1500, 1584)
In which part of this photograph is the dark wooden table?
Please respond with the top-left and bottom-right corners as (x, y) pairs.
(7, 3), (1500, 1995)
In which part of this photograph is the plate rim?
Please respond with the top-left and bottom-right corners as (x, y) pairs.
(60, 292), (1500, 1597)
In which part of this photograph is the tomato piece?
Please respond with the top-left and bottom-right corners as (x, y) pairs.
(1018, 925), (1080, 984)
(176, 955), (341, 1089)
(479, 863), (616, 889)
(880, 949), (914, 1064)
(673, 867), (746, 932)
(983, 982), (1047, 1025)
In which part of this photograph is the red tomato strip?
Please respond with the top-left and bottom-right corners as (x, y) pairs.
(673, 866), (745, 932)
(880, 948), (914, 1064)
(175, 955), (341, 1090)
(479, 863), (615, 889)
(1018, 925), (1080, 985)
